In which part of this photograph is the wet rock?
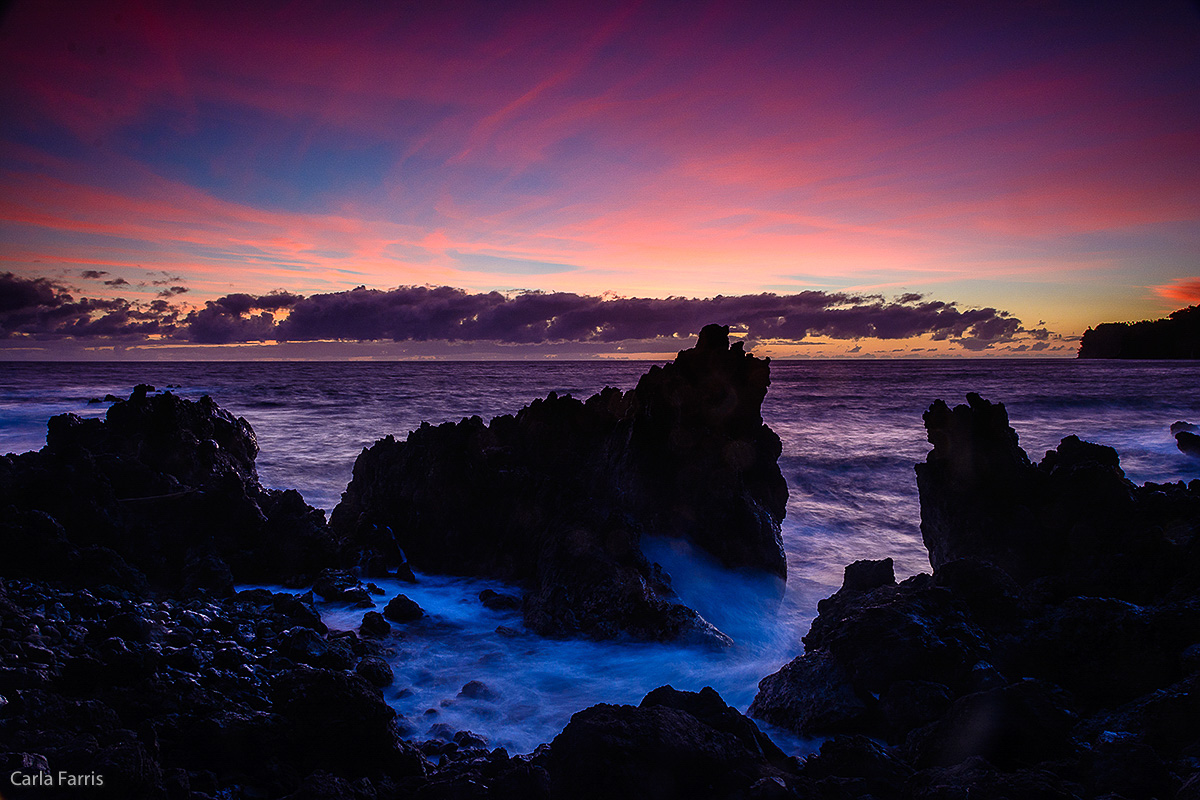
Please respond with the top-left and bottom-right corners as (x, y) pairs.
(383, 594), (424, 623)
(355, 656), (394, 688)
(749, 651), (867, 735)
(181, 551), (236, 598)
(359, 611), (391, 638)
(426, 722), (456, 742)
(877, 680), (953, 738)
(478, 589), (521, 611)
(1179, 772), (1200, 800)
(280, 627), (329, 665)
(454, 730), (488, 749)
(280, 770), (380, 800)
(458, 680), (498, 701)
(0, 579), (431, 798)
(105, 611), (155, 643)
(915, 394), (1053, 581)
(330, 325), (787, 643)
(548, 686), (798, 800)
(1083, 736), (1178, 799)
(313, 569), (375, 607)
(272, 592), (326, 632)
(752, 568), (987, 740)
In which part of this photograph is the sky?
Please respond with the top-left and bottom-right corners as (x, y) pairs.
(0, 0), (1198, 359)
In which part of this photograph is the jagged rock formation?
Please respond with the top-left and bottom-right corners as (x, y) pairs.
(1078, 304), (1200, 358)
(750, 394), (1200, 798)
(916, 392), (1197, 597)
(0, 385), (337, 595)
(331, 324), (788, 642)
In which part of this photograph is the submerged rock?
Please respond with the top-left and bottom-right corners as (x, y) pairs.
(479, 588), (521, 611)
(331, 324), (787, 643)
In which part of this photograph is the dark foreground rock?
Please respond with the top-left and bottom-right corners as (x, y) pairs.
(751, 394), (1200, 798)
(548, 685), (806, 800)
(331, 324), (788, 643)
(0, 579), (433, 799)
(0, 386), (340, 594)
(916, 392), (1200, 597)
(2, 578), (661, 800)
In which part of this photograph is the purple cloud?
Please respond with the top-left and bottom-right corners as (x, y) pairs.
(0, 272), (181, 340)
(0, 276), (1039, 350)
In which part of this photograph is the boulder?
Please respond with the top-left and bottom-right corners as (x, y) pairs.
(270, 667), (425, 775)
(478, 588), (521, 611)
(547, 686), (799, 800)
(383, 594), (424, 623)
(355, 656), (395, 688)
(750, 569), (986, 740)
(330, 325), (787, 642)
(359, 611), (391, 638)
(313, 569), (375, 607)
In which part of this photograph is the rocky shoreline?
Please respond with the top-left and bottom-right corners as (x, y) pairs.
(3, 332), (1199, 798)
(750, 394), (1200, 799)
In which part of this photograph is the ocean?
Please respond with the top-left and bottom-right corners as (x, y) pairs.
(3, 358), (1199, 754)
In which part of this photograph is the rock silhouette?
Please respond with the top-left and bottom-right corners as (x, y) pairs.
(332, 324), (787, 642)
(0, 386), (338, 594)
(751, 393), (1200, 798)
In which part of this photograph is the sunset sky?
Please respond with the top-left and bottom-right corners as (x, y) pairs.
(1, 0), (1198, 358)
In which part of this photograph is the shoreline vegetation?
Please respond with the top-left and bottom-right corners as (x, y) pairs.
(2, 326), (1198, 798)
(1078, 305), (1200, 359)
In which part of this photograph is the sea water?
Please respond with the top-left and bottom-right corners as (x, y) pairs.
(3, 359), (1199, 753)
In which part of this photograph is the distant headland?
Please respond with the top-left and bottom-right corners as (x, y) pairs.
(1077, 305), (1200, 358)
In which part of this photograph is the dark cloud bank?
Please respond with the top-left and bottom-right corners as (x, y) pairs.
(0, 274), (1051, 352)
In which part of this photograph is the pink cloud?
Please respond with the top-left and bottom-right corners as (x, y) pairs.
(1154, 278), (1200, 304)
